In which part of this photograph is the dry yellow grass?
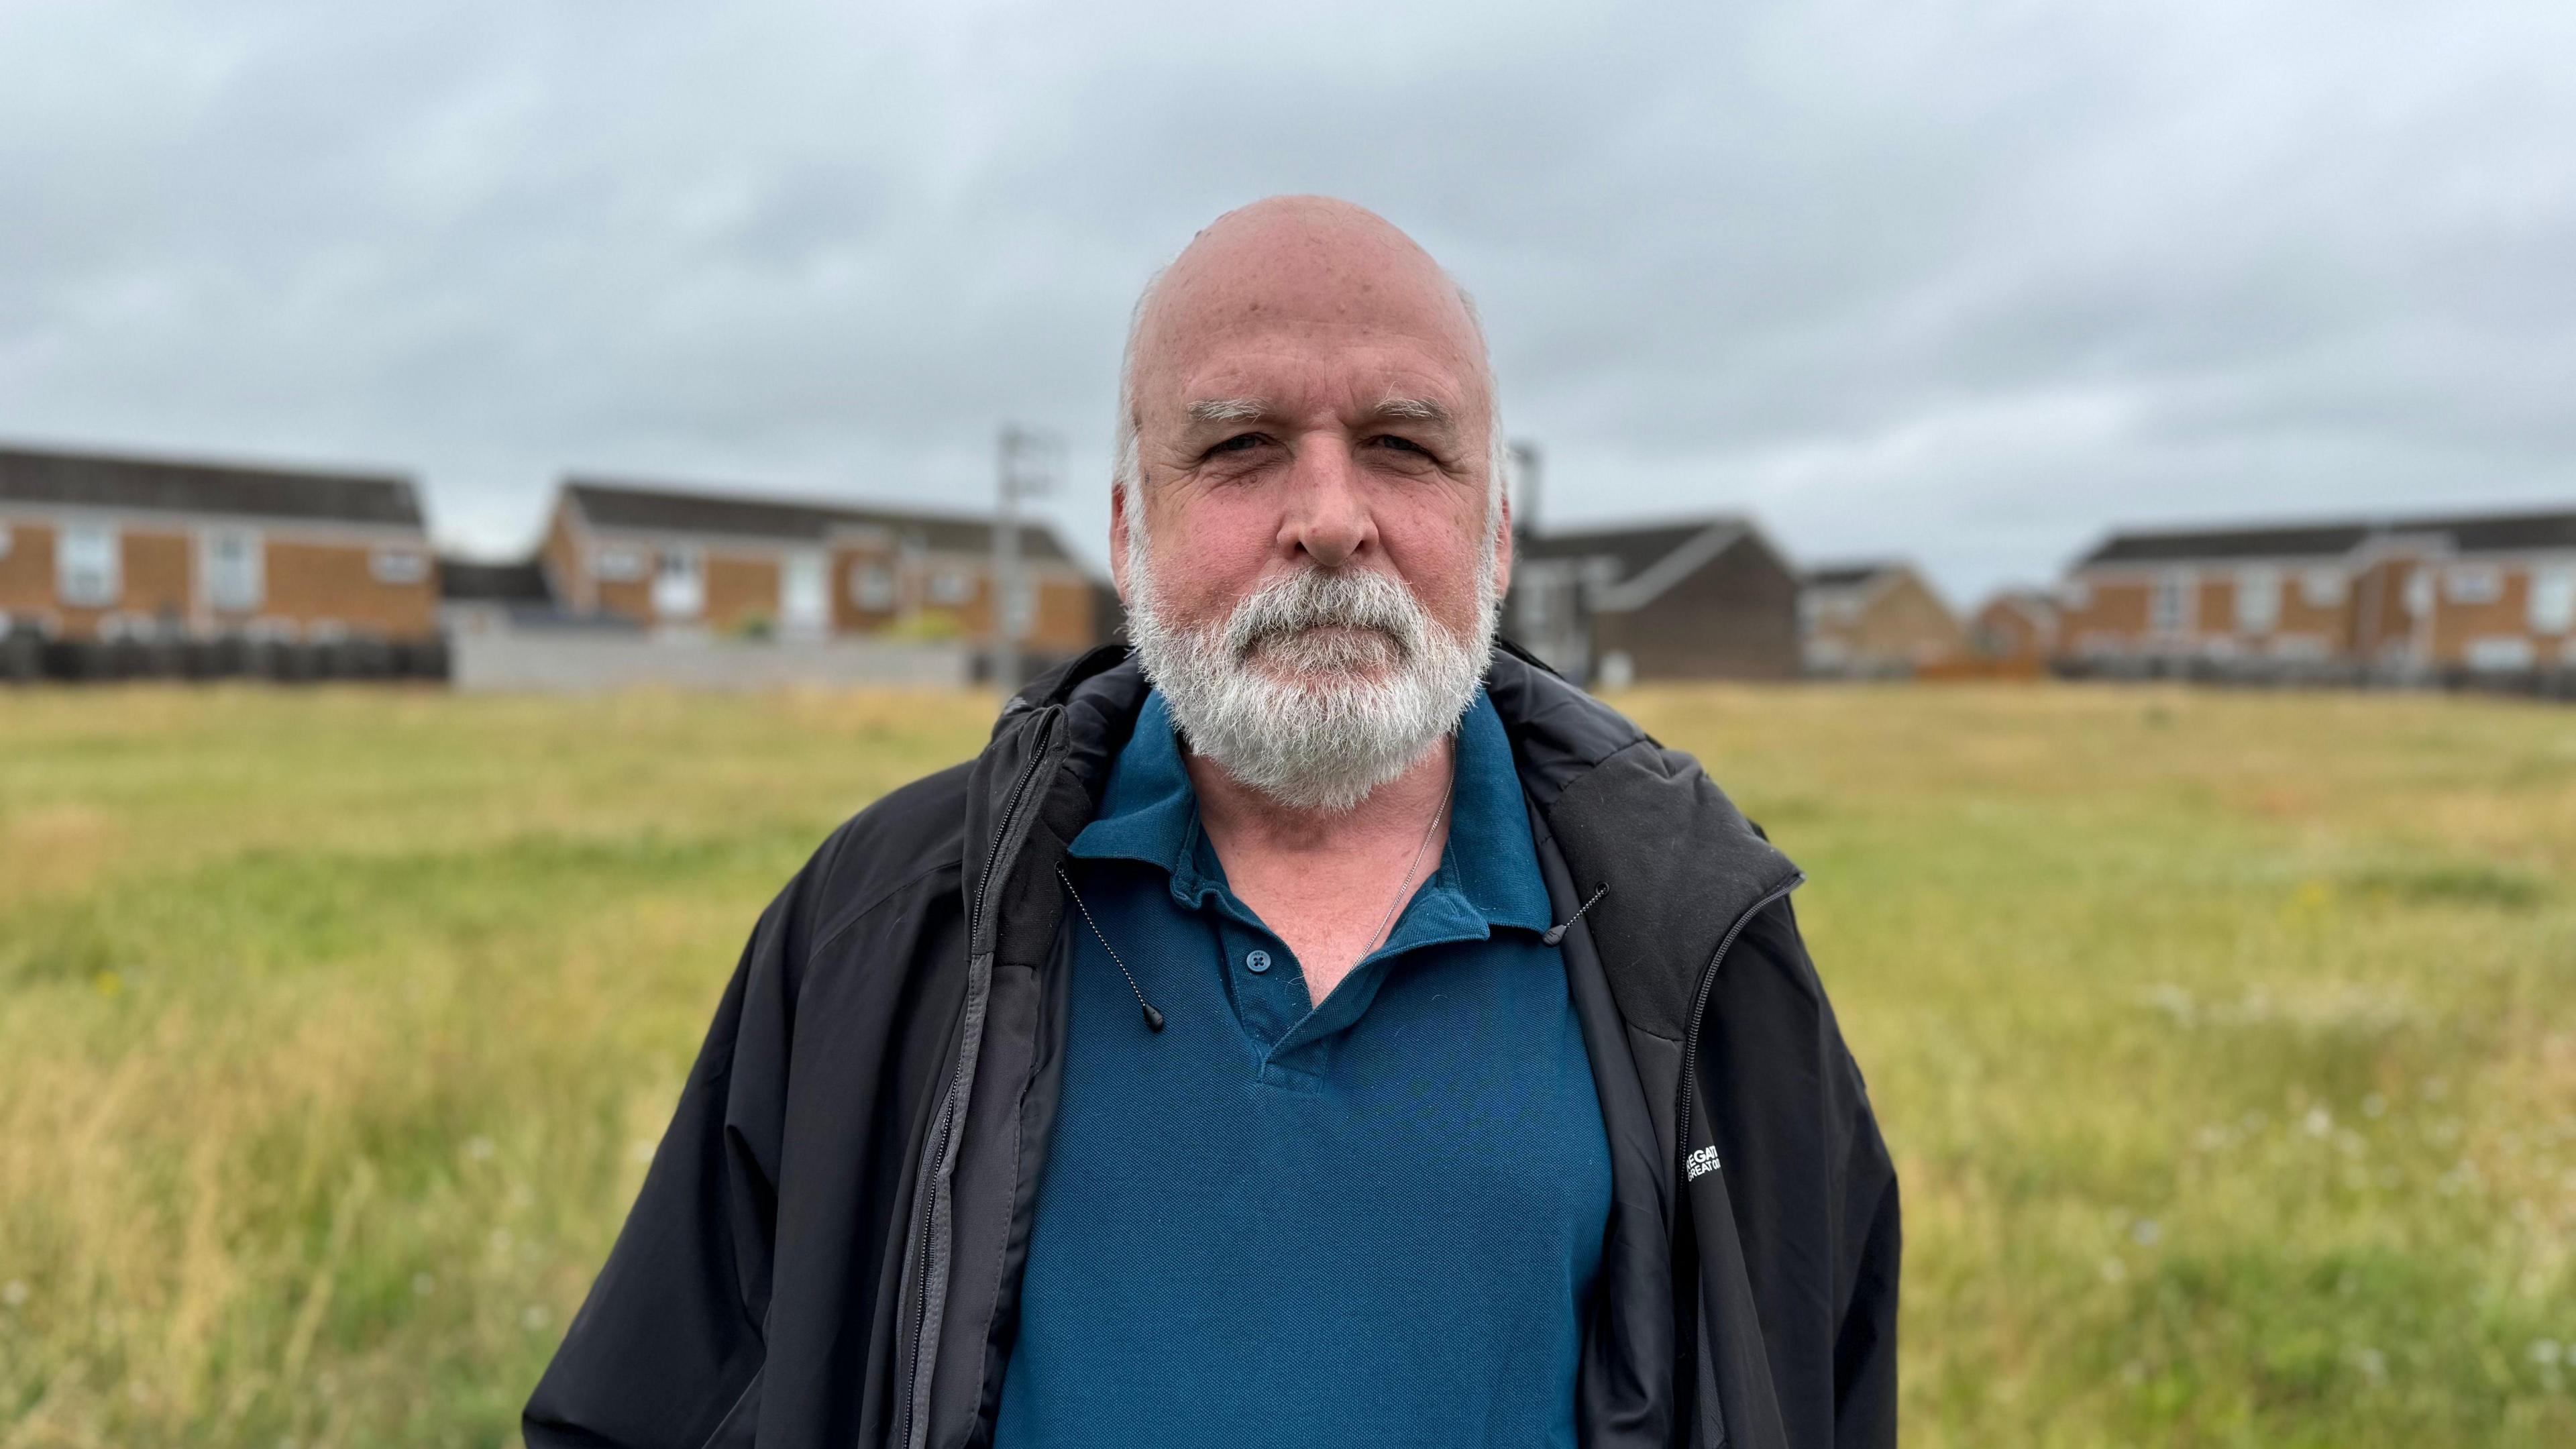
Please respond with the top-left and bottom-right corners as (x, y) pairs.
(1, 682), (2571, 1446)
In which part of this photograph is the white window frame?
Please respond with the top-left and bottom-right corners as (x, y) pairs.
(2465, 636), (2536, 672)
(2233, 567), (2280, 633)
(204, 527), (265, 612)
(927, 567), (974, 607)
(851, 560), (897, 611)
(652, 545), (705, 619)
(2529, 565), (2576, 634)
(593, 544), (647, 582)
(2445, 564), (2503, 606)
(2151, 572), (2194, 635)
(2300, 568), (2344, 608)
(370, 547), (428, 586)
(58, 521), (119, 607)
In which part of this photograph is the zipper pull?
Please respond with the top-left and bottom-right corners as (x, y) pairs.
(1543, 883), (1608, 946)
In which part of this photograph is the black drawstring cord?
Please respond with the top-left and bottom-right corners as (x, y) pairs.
(1542, 883), (1609, 947)
(1055, 865), (1165, 1033)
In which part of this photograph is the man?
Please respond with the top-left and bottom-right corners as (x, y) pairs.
(527, 197), (1897, 1449)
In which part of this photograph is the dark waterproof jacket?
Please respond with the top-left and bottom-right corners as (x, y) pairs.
(525, 643), (1899, 1449)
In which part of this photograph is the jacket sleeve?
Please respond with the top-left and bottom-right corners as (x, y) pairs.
(523, 883), (799, 1448)
(1833, 1099), (1901, 1449)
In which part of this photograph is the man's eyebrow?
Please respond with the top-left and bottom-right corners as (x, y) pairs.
(1185, 398), (1269, 424)
(1373, 396), (1454, 424)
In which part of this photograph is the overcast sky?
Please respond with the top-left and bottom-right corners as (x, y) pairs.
(3, 1), (2570, 602)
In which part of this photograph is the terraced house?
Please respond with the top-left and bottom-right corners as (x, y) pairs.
(0, 443), (439, 653)
(532, 478), (1099, 657)
(2055, 506), (2576, 675)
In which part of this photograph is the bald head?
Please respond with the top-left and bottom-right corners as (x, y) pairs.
(1115, 197), (1501, 508)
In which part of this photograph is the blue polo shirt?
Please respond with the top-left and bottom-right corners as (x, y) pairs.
(993, 688), (1611, 1448)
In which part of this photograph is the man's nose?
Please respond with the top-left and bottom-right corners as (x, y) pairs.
(1281, 437), (1375, 568)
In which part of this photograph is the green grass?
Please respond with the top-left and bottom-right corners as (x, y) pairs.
(2, 682), (2571, 1446)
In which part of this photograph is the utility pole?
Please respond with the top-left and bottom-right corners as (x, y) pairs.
(992, 425), (1057, 696)
(1507, 440), (1542, 551)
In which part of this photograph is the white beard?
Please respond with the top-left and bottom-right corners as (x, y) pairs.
(1125, 536), (1498, 814)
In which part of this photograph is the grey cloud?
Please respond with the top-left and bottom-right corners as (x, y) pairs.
(2, 0), (2570, 605)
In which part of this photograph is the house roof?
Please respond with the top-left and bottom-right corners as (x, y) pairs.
(1521, 519), (1745, 580)
(2078, 506), (2576, 568)
(438, 557), (554, 605)
(0, 443), (424, 528)
(1519, 517), (1762, 613)
(1803, 560), (1907, 592)
(564, 478), (1075, 563)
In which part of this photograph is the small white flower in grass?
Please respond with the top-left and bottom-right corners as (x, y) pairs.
(465, 1136), (495, 1162)
(2350, 1346), (2387, 1383)
(1, 1280), (26, 1308)
(2361, 1093), (2387, 1119)
(412, 1273), (435, 1297)
(2100, 1256), (2128, 1284)
(2131, 1219), (2161, 1247)
(2534, 1339), (2564, 1366)
(2304, 1108), (2333, 1139)
(522, 1304), (552, 1331)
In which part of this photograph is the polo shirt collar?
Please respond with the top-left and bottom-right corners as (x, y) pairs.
(1067, 685), (1552, 938)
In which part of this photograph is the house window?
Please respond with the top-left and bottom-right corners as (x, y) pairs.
(370, 547), (427, 585)
(593, 544), (647, 582)
(927, 567), (974, 606)
(2300, 568), (2344, 608)
(2530, 566), (2576, 633)
(851, 561), (896, 611)
(2233, 568), (2280, 632)
(206, 528), (264, 610)
(58, 523), (119, 606)
(2151, 573), (2193, 634)
(2466, 637), (2536, 672)
(653, 546), (704, 619)
(2445, 564), (2502, 606)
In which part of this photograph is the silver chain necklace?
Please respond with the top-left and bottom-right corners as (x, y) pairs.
(1352, 766), (1456, 972)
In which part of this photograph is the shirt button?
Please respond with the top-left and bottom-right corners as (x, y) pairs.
(1245, 949), (1273, 974)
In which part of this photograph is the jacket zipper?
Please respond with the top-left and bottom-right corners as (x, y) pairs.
(900, 710), (1057, 1449)
(1674, 873), (1804, 1171)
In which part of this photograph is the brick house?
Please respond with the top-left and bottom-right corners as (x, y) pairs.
(0, 443), (438, 648)
(1799, 560), (1966, 675)
(2055, 507), (2576, 675)
(1968, 589), (2059, 665)
(534, 479), (1099, 658)
(1507, 517), (1803, 684)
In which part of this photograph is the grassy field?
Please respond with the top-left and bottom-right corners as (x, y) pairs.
(1, 683), (2570, 1446)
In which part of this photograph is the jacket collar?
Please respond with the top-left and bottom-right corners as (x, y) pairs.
(987, 641), (1801, 1030)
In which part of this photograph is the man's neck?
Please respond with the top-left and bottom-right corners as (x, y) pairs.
(1183, 739), (1457, 1002)
(1183, 738), (1455, 860)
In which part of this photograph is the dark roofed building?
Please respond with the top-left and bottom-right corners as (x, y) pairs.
(0, 441), (439, 645)
(1799, 559), (1965, 674)
(1510, 516), (1801, 684)
(537, 478), (1099, 654)
(2058, 504), (2576, 674)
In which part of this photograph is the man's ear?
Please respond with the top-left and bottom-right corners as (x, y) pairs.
(1109, 478), (1133, 603)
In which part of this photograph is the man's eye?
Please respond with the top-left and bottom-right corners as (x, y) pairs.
(1368, 435), (1431, 457)
(1208, 434), (1267, 456)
